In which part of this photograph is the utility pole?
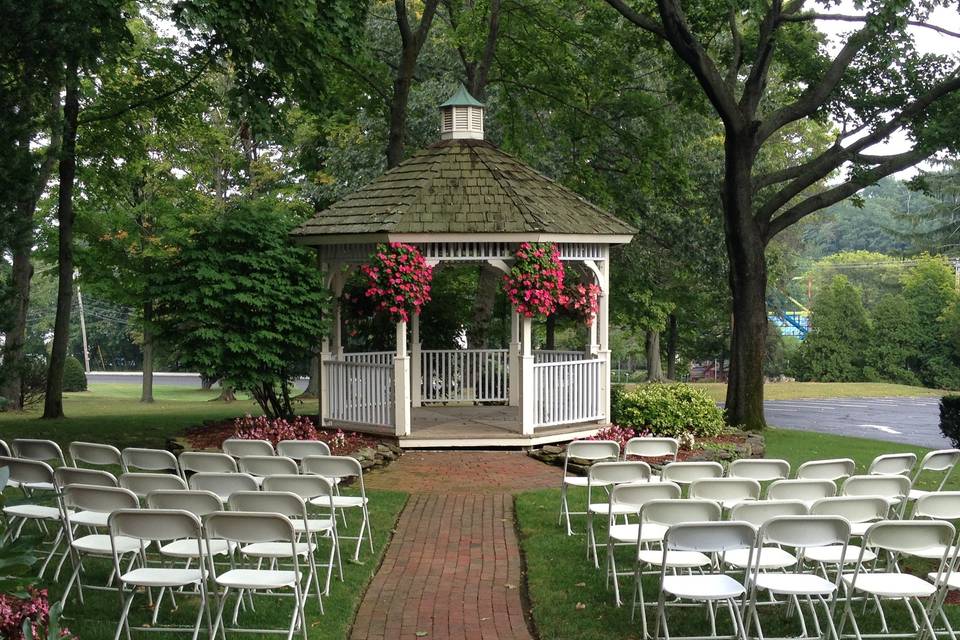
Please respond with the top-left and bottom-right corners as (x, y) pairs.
(76, 284), (91, 373)
(951, 258), (960, 289)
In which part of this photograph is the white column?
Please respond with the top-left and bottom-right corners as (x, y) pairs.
(520, 315), (535, 434)
(320, 336), (331, 426)
(394, 321), (411, 436)
(597, 247), (611, 423)
(508, 311), (521, 406)
(411, 312), (422, 407)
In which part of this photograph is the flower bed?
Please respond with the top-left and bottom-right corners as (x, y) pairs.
(182, 415), (380, 456)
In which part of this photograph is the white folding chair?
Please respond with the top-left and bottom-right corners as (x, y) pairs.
(69, 441), (125, 471)
(109, 508), (212, 640)
(179, 451), (238, 477)
(0, 440), (20, 488)
(222, 439), (275, 458)
(585, 461), (651, 567)
(867, 453), (916, 477)
(12, 438), (67, 467)
(796, 458), (855, 482)
(728, 459), (790, 482)
(907, 449), (960, 501)
(205, 511), (311, 640)
(239, 455), (299, 485)
(0, 457), (64, 576)
(276, 440), (330, 465)
(60, 484), (141, 609)
(725, 500), (807, 572)
(623, 437), (678, 480)
(558, 440), (620, 535)
(767, 479), (836, 509)
(689, 478), (760, 510)
(302, 455), (372, 561)
(632, 499), (723, 636)
(652, 521), (754, 640)
(807, 497), (888, 569)
(840, 475), (910, 517)
(604, 482), (682, 607)
(120, 472), (188, 499)
(661, 461), (724, 490)
(55, 466), (118, 489)
(900, 492), (960, 561)
(839, 520), (955, 640)
(262, 474), (342, 594)
(187, 472), (258, 502)
(122, 447), (181, 476)
(746, 515), (850, 640)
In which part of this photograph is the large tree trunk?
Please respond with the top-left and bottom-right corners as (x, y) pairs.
(645, 330), (664, 382)
(43, 56), (80, 419)
(303, 355), (320, 397)
(386, 72), (413, 169)
(666, 313), (679, 380)
(722, 132), (768, 431)
(140, 301), (154, 403)
(545, 315), (556, 351)
(0, 220), (34, 409)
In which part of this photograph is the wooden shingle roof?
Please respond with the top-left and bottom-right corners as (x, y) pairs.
(291, 139), (636, 242)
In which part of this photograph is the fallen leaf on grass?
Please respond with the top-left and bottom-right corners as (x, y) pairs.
(415, 632), (428, 637)
(505, 584), (517, 589)
(575, 602), (586, 610)
(575, 582), (586, 587)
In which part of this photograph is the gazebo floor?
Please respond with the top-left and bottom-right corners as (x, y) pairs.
(333, 405), (606, 449)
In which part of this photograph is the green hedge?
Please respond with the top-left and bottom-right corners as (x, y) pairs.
(940, 395), (960, 448)
(62, 356), (88, 392)
(612, 383), (725, 438)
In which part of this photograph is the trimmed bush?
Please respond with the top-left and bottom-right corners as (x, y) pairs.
(612, 383), (725, 438)
(940, 395), (960, 448)
(62, 356), (87, 392)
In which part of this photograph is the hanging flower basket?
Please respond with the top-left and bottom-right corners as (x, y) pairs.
(560, 278), (601, 326)
(360, 242), (433, 323)
(503, 242), (565, 318)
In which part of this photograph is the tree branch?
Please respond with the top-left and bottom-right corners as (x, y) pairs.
(781, 12), (960, 39)
(739, 1), (781, 118)
(725, 9), (744, 90)
(604, 0), (667, 38)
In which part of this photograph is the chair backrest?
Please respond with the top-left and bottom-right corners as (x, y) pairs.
(238, 455), (298, 477)
(728, 459), (790, 481)
(588, 461), (651, 486)
(689, 478), (761, 503)
(188, 472), (258, 500)
(229, 490), (308, 520)
(276, 440), (330, 460)
(913, 449), (960, 491)
(12, 439), (65, 466)
(641, 498), (722, 527)
(119, 472), (188, 498)
(609, 482), (682, 513)
(0, 456), (55, 486)
(868, 453), (917, 476)
(864, 520), (955, 555)
(914, 492), (960, 521)
(110, 508), (202, 542)
(121, 447), (179, 474)
(661, 461), (724, 485)
(222, 439), (274, 458)
(205, 511), (296, 544)
(146, 489), (224, 517)
(261, 474), (334, 503)
(841, 474), (910, 500)
(565, 440), (620, 464)
(767, 479), (837, 502)
(54, 466), (117, 489)
(0, 439), (10, 456)
(810, 496), (889, 523)
(664, 520), (754, 553)
(62, 484), (139, 514)
(302, 455), (362, 480)
(796, 458), (856, 481)
(623, 437), (678, 461)
(759, 515), (849, 551)
(729, 499), (807, 526)
(179, 452), (238, 475)
(68, 442), (123, 469)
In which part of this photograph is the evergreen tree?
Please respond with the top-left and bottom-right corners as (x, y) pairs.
(795, 276), (870, 382)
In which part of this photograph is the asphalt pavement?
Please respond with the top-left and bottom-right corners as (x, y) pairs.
(87, 372), (309, 391)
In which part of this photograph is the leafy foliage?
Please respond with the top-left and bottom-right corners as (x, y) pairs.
(611, 383), (724, 438)
(940, 395), (960, 450)
(795, 276), (870, 383)
(61, 356), (87, 392)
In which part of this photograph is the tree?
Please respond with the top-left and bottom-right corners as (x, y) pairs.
(604, 0), (960, 429)
(864, 294), (922, 386)
(795, 275), (870, 382)
(902, 254), (960, 388)
(151, 199), (330, 419)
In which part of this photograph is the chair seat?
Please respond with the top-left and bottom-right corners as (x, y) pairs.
(908, 489), (929, 501)
(240, 542), (312, 558)
(73, 534), (140, 555)
(588, 503), (638, 516)
(842, 572), (937, 598)
(805, 544), (875, 565)
(160, 538), (231, 558)
(662, 574), (745, 600)
(637, 549), (711, 568)
(69, 510), (109, 528)
(928, 571), (960, 588)
(755, 573), (836, 596)
(725, 546), (796, 570)
(608, 523), (666, 544)
(849, 522), (874, 537)
(4, 504), (63, 520)
(717, 498), (755, 510)
(908, 545), (960, 560)
(20, 481), (55, 492)
(563, 477), (610, 488)
(310, 495), (367, 508)
(292, 518), (334, 533)
(121, 568), (203, 588)
(216, 569), (298, 590)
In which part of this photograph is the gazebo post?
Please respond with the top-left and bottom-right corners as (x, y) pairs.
(394, 321), (411, 436)
(520, 315), (535, 434)
(509, 311), (520, 406)
(320, 336), (331, 426)
(411, 312), (422, 408)
(597, 248), (611, 422)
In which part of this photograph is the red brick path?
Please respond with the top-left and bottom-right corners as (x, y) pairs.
(352, 452), (560, 640)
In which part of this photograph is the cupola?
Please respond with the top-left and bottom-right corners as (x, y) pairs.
(439, 83), (484, 140)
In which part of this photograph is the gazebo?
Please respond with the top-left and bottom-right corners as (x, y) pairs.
(291, 86), (635, 447)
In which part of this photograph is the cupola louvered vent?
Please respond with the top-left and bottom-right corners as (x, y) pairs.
(439, 84), (484, 140)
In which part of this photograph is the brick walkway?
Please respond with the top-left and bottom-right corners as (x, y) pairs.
(352, 452), (560, 640)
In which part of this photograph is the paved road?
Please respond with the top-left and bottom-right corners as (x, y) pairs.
(764, 396), (948, 449)
(87, 372), (309, 391)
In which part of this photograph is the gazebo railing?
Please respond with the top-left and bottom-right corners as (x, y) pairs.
(421, 349), (509, 404)
(325, 359), (394, 428)
(533, 350), (587, 363)
(532, 358), (603, 427)
(342, 351), (395, 366)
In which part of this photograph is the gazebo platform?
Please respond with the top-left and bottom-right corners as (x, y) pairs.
(334, 406), (606, 449)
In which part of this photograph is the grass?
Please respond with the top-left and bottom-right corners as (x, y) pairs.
(516, 427), (960, 640)
(687, 381), (947, 403)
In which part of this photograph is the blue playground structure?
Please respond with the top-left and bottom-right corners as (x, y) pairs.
(767, 291), (810, 339)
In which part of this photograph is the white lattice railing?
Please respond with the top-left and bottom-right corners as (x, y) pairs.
(342, 351), (395, 366)
(421, 349), (509, 404)
(533, 350), (586, 364)
(325, 360), (394, 428)
(533, 359), (603, 427)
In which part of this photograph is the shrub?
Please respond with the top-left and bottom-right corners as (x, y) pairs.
(62, 356), (87, 392)
(612, 383), (725, 438)
(940, 395), (960, 448)
(232, 415), (372, 455)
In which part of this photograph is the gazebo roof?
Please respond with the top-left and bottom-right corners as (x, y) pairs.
(291, 138), (636, 243)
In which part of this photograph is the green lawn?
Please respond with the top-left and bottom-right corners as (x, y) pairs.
(517, 427), (960, 640)
(690, 381), (946, 402)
